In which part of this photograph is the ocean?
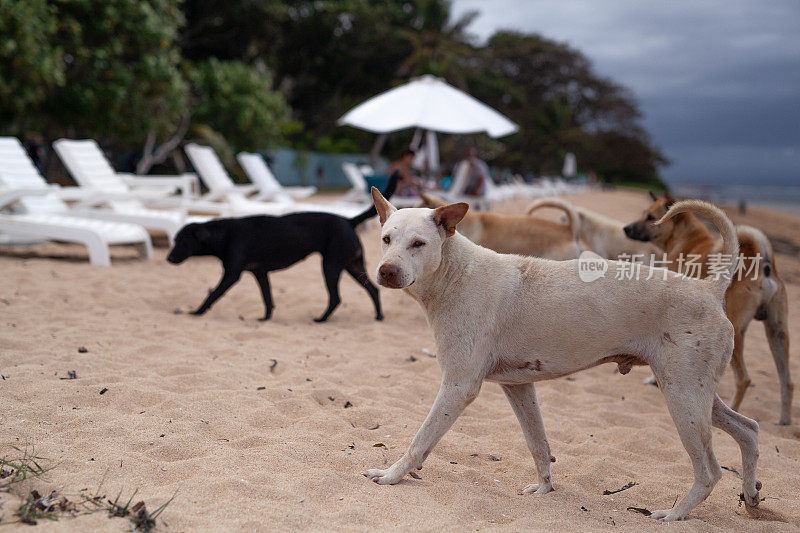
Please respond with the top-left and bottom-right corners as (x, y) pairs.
(670, 184), (800, 214)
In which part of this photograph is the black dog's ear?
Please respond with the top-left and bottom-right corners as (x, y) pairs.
(648, 190), (658, 202)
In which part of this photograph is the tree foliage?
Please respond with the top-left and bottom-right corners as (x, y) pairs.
(466, 31), (668, 182)
(0, 0), (63, 130)
(190, 58), (290, 151)
(2, 0), (668, 185)
(180, 0), (667, 185)
(2, 0), (291, 173)
(43, 0), (187, 145)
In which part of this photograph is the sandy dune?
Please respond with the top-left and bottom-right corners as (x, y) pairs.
(1, 189), (798, 531)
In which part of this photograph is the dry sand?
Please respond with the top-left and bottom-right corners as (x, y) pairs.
(1, 188), (798, 531)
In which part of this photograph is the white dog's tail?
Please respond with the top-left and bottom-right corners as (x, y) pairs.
(656, 200), (739, 297)
(525, 198), (580, 243)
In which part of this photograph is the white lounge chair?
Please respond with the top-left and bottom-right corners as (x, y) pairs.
(236, 152), (316, 201)
(341, 162), (423, 208)
(185, 143), (291, 216)
(341, 162), (370, 203)
(186, 144), (367, 218)
(237, 152), (369, 217)
(0, 137), (152, 266)
(441, 161), (523, 210)
(53, 139), (212, 244)
(439, 161), (489, 210)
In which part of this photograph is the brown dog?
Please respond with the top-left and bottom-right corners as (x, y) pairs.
(624, 193), (793, 425)
(418, 193), (581, 259)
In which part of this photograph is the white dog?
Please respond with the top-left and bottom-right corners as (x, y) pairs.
(526, 199), (661, 263)
(365, 188), (761, 521)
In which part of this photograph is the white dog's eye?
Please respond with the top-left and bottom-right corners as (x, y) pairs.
(382, 235), (391, 244)
(411, 240), (426, 248)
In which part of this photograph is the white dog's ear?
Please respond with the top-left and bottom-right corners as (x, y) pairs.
(433, 202), (469, 237)
(371, 187), (396, 225)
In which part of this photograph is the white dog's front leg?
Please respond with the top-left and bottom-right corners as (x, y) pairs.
(365, 378), (481, 485)
(501, 383), (554, 495)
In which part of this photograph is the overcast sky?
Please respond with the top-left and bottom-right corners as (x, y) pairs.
(452, 0), (800, 186)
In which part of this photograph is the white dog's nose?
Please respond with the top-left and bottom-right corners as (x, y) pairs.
(378, 263), (401, 287)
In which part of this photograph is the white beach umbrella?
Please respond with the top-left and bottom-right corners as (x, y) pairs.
(338, 75), (518, 138)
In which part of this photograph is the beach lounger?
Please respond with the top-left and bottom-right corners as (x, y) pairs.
(442, 160), (531, 209)
(341, 162), (422, 208)
(237, 152), (369, 217)
(0, 137), (152, 266)
(341, 162), (370, 203)
(185, 143), (291, 216)
(236, 152), (316, 201)
(53, 139), (212, 244)
(186, 144), (367, 218)
(438, 161), (492, 210)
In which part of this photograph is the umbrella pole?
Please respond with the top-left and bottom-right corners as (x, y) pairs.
(369, 133), (388, 167)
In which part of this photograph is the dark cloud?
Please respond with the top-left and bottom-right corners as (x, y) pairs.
(453, 0), (800, 185)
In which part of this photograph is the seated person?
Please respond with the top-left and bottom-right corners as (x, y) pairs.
(453, 147), (489, 196)
(389, 148), (425, 197)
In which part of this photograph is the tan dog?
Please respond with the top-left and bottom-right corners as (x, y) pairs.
(366, 187), (760, 521)
(418, 193), (580, 260)
(527, 199), (661, 262)
(624, 193), (793, 425)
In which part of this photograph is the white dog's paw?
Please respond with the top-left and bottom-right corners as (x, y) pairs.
(363, 467), (405, 485)
(648, 509), (685, 521)
(743, 479), (762, 507)
(521, 481), (554, 495)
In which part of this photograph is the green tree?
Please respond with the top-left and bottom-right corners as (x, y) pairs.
(3, 0), (669, 187)
(1, 0), (292, 175)
(271, 0), (416, 142)
(396, 0), (479, 87)
(180, 0), (287, 63)
(190, 58), (291, 152)
(44, 0), (188, 146)
(0, 0), (63, 131)
(468, 31), (668, 184)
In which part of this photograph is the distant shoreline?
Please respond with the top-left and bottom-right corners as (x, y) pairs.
(669, 183), (800, 214)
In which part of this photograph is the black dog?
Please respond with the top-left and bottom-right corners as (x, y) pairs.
(167, 173), (398, 322)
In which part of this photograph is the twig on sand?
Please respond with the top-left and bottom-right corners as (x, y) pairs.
(626, 506), (651, 516)
(269, 359), (278, 373)
(721, 465), (742, 479)
(602, 481), (637, 495)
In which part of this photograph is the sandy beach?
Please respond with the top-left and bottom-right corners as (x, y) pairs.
(1, 188), (798, 531)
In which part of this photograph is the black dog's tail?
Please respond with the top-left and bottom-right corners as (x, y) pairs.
(348, 170), (400, 227)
